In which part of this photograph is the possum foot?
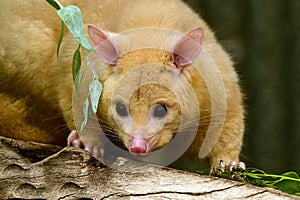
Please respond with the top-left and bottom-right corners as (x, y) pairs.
(67, 130), (104, 158)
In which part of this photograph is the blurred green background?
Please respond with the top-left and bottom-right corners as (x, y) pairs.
(183, 0), (300, 174)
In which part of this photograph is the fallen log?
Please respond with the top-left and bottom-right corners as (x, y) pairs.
(0, 136), (298, 199)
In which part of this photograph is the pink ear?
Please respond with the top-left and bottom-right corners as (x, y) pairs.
(88, 24), (119, 65)
(171, 27), (204, 72)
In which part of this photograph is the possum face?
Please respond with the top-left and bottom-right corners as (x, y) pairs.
(112, 81), (182, 154)
(88, 25), (204, 155)
(108, 54), (184, 154)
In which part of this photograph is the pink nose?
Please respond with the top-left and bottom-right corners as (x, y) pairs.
(129, 136), (149, 154)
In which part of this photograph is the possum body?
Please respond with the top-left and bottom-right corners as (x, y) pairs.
(0, 0), (244, 166)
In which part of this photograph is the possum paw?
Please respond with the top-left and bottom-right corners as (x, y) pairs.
(210, 160), (246, 175)
(67, 130), (84, 148)
(67, 130), (104, 158)
(208, 160), (247, 181)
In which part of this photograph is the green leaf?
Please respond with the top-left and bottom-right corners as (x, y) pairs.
(72, 45), (81, 82)
(273, 179), (300, 195)
(80, 98), (89, 132)
(46, 0), (61, 10)
(282, 171), (300, 179)
(196, 163), (300, 196)
(89, 79), (102, 113)
(275, 171), (300, 195)
(56, 21), (65, 59)
(57, 5), (93, 50)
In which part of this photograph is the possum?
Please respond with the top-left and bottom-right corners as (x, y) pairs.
(0, 0), (244, 167)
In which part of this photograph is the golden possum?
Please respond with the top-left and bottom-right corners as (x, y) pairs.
(0, 0), (244, 167)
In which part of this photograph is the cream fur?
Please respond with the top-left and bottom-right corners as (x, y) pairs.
(0, 0), (244, 166)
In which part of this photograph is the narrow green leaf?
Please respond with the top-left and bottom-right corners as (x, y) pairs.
(56, 21), (65, 59)
(247, 168), (267, 174)
(66, 104), (73, 111)
(246, 173), (263, 179)
(46, 0), (60, 10)
(57, 5), (93, 50)
(73, 45), (82, 100)
(89, 80), (102, 113)
(80, 98), (89, 132)
(72, 45), (81, 82)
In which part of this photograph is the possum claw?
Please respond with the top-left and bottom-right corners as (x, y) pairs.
(67, 130), (84, 148)
(84, 144), (104, 158)
(227, 161), (246, 171)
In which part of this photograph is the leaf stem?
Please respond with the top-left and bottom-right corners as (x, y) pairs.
(83, 48), (98, 80)
(54, 0), (64, 9)
(56, 21), (65, 59)
(245, 172), (300, 182)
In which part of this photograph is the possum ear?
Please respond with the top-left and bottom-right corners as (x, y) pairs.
(171, 27), (204, 72)
(88, 24), (119, 65)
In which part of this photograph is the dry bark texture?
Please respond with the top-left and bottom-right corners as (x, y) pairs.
(0, 136), (298, 200)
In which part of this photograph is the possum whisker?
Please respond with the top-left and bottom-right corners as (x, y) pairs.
(83, 125), (122, 143)
(178, 121), (238, 130)
(45, 123), (69, 134)
(185, 112), (240, 123)
(47, 123), (68, 131)
(41, 113), (66, 122)
(174, 117), (239, 134)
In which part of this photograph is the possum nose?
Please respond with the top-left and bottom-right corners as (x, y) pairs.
(130, 137), (149, 154)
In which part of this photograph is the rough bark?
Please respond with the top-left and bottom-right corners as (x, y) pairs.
(0, 136), (298, 200)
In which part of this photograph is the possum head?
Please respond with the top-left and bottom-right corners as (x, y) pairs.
(88, 25), (203, 155)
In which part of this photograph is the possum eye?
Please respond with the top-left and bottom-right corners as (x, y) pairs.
(116, 103), (128, 117)
(153, 104), (168, 118)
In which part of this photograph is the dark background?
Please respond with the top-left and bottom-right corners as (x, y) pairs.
(183, 0), (300, 174)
